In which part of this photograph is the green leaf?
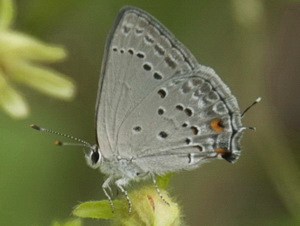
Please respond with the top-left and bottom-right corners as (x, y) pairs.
(73, 200), (125, 219)
(52, 218), (82, 226)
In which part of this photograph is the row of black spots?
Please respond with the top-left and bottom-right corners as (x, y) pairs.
(141, 26), (178, 70)
(144, 35), (177, 69)
(145, 34), (177, 70)
(141, 63), (164, 81)
(175, 104), (194, 117)
(183, 124), (200, 144)
(143, 27), (166, 57)
(113, 47), (164, 82)
(112, 47), (146, 60)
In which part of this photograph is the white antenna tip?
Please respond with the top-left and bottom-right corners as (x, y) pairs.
(256, 97), (262, 103)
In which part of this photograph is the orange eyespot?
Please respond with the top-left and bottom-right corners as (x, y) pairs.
(210, 118), (224, 132)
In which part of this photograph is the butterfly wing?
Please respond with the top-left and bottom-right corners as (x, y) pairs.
(116, 71), (243, 174)
(96, 7), (200, 158)
(96, 7), (243, 172)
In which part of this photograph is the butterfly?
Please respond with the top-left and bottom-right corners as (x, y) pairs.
(32, 6), (259, 213)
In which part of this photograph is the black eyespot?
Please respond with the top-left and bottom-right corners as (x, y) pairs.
(137, 53), (145, 58)
(158, 108), (164, 115)
(158, 131), (168, 138)
(133, 126), (142, 132)
(128, 49), (134, 55)
(195, 145), (203, 152)
(190, 126), (199, 135)
(91, 151), (100, 164)
(112, 47), (117, 52)
(222, 152), (235, 162)
(143, 63), (152, 71)
(176, 105), (184, 111)
(182, 122), (188, 127)
(158, 89), (167, 98)
(185, 138), (191, 145)
(184, 108), (193, 116)
(120, 49), (124, 54)
(153, 72), (162, 80)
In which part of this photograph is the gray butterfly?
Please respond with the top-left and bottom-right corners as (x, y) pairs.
(32, 6), (258, 212)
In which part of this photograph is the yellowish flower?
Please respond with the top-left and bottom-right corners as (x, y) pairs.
(0, 0), (75, 119)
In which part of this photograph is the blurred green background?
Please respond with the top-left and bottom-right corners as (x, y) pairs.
(1, 0), (299, 225)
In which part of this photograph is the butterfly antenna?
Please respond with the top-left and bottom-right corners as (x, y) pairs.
(30, 124), (92, 148)
(241, 97), (261, 118)
(238, 126), (256, 132)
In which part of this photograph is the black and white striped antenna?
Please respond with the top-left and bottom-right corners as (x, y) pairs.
(30, 124), (92, 148)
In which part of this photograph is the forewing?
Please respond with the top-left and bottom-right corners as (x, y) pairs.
(96, 7), (199, 157)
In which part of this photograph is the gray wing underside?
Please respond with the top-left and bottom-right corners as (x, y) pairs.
(96, 7), (199, 157)
(96, 7), (241, 171)
(115, 73), (240, 173)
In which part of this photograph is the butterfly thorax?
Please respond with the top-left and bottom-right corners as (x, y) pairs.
(100, 155), (146, 181)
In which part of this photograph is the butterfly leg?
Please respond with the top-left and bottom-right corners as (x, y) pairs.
(102, 176), (115, 212)
(152, 176), (170, 206)
(115, 178), (132, 213)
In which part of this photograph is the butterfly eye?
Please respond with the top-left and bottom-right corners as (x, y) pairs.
(86, 148), (102, 169)
(91, 151), (100, 164)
